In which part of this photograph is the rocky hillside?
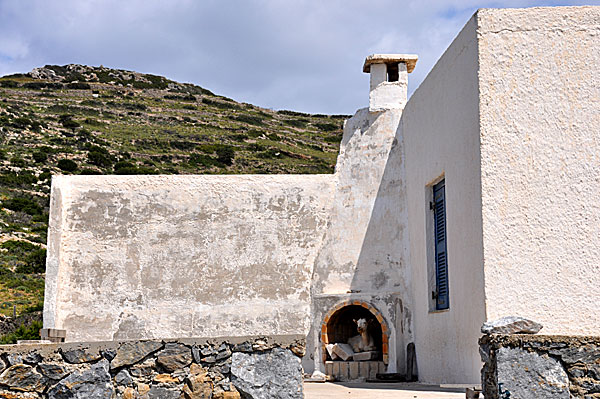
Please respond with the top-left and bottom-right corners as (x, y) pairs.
(0, 64), (347, 325)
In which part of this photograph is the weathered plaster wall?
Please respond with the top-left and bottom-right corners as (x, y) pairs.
(44, 175), (333, 342)
(478, 7), (600, 335)
(308, 100), (412, 374)
(401, 14), (485, 384)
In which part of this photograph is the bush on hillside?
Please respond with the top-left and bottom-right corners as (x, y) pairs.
(0, 320), (43, 344)
(234, 115), (264, 126)
(216, 146), (235, 166)
(3, 197), (42, 215)
(314, 122), (339, 132)
(1, 240), (38, 255)
(32, 151), (47, 163)
(61, 119), (80, 131)
(0, 80), (19, 88)
(88, 151), (111, 167)
(16, 248), (46, 274)
(57, 159), (78, 172)
(67, 82), (91, 90)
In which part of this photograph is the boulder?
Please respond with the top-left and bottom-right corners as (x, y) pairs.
(61, 348), (102, 364)
(114, 369), (133, 386)
(156, 343), (193, 372)
(48, 359), (113, 399)
(231, 348), (303, 399)
(111, 341), (163, 368)
(496, 347), (569, 398)
(481, 316), (543, 334)
(0, 364), (44, 392)
(39, 363), (69, 380)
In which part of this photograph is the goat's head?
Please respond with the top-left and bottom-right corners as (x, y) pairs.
(353, 318), (370, 334)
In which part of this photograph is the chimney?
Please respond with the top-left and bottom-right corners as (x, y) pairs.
(363, 54), (418, 112)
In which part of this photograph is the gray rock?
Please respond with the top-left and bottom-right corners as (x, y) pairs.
(111, 340), (163, 368)
(589, 364), (600, 380)
(0, 357), (6, 373)
(232, 342), (253, 353)
(48, 359), (113, 399)
(115, 369), (133, 386)
(23, 352), (42, 365)
(479, 344), (490, 363)
(156, 343), (192, 372)
(568, 367), (586, 378)
(558, 345), (600, 365)
(62, 348), (102, 364)
(148, 386), (180, 399)
(39, 363), (69, 380)
(7, 354), (23, 365)
(231, 348), (303, 399)
(101, 348), (117, 361)
(497, 347), (569, 399)
(219, 364), (231, 374)
(217, 347), (232, 361)
(481, 316), (543, 334)
(0, 364), (45, 392)
(201, 345), (216, 356)
(192, 346), (202, 363)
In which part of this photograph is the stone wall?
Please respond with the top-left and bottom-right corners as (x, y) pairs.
(0, 335), (305, 399)
(480, 334), (600, 399)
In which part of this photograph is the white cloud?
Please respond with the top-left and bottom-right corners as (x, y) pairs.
(0, 0), (596, 113)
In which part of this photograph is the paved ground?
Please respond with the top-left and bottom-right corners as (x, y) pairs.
(304, 382), (467, 398)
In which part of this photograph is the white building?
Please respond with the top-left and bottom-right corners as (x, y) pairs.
(43, 6), (600, 384)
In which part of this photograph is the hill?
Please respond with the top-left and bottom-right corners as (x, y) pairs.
(0, 64), (346, 332)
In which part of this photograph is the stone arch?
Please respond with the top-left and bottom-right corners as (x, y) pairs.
(320, 300), (390, 364)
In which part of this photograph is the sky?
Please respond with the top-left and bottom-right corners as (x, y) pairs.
(0, 0), (597, 114)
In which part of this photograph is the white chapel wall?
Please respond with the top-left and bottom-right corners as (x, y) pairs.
(44, 174), (334, 342)
(400, 14), (485, 384)
(478, 6), (600, 335)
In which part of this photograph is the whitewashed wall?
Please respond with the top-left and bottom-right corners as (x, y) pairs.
(44, 175), (333, 342)
(308, 106), (412, 375)
(478, 7), (600, 335)
(401, 15), (485, 384)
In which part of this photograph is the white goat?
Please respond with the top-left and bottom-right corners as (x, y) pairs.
(348, 318), (376, 352)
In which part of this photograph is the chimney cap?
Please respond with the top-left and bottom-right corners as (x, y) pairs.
(363, 54), (418, 74)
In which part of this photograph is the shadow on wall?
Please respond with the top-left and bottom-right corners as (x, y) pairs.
(349, 113), (411, 375)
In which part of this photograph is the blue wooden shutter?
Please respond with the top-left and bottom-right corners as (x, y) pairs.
(433, 180), (449, 310)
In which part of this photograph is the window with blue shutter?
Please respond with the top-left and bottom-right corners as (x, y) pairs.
(433, 180), (449, 310)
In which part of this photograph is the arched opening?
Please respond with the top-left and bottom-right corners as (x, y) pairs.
(321, 300), (390, 365)
(325, 305), (383, 360)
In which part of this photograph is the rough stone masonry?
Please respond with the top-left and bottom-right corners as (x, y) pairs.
(480, 334), (600, 399)
(0, 335), (305, 398)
